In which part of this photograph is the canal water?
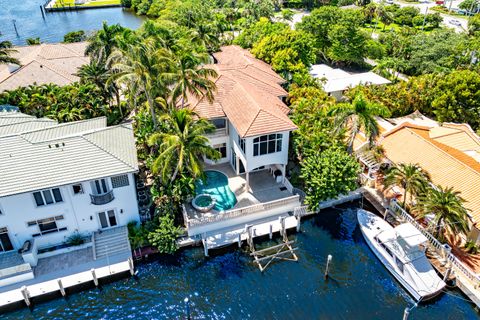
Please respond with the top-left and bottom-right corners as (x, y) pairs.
(0, 0), (144, 45)
(3, 203), (479, 319)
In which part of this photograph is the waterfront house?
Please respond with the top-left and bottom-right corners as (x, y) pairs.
(0, 111), (139, 287)
(355, 112), (480, 244)
(310, 64), (390, 101)
(0, 42), (88, 92)
(183, 46), (304, 249)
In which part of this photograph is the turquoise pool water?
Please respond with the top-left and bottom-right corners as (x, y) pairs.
(195, 170), (237, 211)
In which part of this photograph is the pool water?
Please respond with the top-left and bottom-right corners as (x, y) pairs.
(4, 202), (478, 319)
(195, 170), (237, 211)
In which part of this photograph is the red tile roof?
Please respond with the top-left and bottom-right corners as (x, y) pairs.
(189, 46), (297, 138)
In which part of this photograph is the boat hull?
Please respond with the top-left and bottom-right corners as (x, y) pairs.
(357, 209), (445, 302)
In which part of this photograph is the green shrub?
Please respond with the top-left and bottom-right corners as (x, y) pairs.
(66, 232), (85, 246)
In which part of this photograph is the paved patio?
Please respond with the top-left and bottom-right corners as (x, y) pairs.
(186, 163), (293, 221)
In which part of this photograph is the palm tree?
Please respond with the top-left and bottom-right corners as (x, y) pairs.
(86, 22), (125, 62)
(77, 60), (124, 117)
(168, 50), (217, 109)
(0, 38), (19, 65)
(328, 93), (391, 153)
(414, 186), (470, 239)
(384, 163), (431, 207)
(110, 40), (173, 128)
(147, 109), (220, 183)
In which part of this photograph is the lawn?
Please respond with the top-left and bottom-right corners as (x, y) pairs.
(53, 0), (121, 8)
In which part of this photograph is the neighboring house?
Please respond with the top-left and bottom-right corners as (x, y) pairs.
(0, 112), (139, 255)
(310, 64), (390, 100)
(0, 42), (89, 92)
(356, 111), (480, 243)
(189, 45), (297, 190)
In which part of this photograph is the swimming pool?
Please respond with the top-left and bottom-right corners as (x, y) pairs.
(195, 170), (237, 211)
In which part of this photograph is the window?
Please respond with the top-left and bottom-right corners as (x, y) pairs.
(72, 184), (83, 194)
(253, 134), (282, 156)
(208, 143), (227, 159)
(211, 118), (226, 129)
(238, 136), (245, 153)
(33, 188), (63, 206)
(28, 215), (66, 237)
(93, 179), (109, 195)
(111, 175), (130, 188)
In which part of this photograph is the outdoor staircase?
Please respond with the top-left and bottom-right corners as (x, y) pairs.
(93, 226), (131, 260)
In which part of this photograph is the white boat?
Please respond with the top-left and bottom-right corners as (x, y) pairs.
(357, 209), (446, 302)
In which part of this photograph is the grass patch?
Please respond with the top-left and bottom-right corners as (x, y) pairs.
(53, 0), (121, 8)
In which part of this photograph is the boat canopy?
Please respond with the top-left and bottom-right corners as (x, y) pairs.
(377, 223), (428, 263)
(394, 223), (428, 247)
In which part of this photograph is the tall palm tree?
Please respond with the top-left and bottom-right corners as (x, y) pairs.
(0, 38), (19, 65)
(110, 40), (173, 128)
(168, 50), (217, 109)
(147, 109), (220, 183)
(384, 163), (430, 207)
(328, 93), (391, 153)
(86, 22), (125, 62)
(414, 186), (470, 239)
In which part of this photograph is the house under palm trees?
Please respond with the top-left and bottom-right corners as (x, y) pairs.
(0, 42), (89, 92)
(356, 111), (480, 244)
(182, 46), (304, 247)
(187, 45), (298, 191)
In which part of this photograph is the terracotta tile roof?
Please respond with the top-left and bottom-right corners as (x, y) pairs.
(189, 46), (296, 138)
(0, 42), (89, 92)
(380, 123), (480, 225)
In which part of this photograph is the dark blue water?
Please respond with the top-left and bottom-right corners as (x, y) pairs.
(3, 203), (479, 319)
(0, 0), (144, 45)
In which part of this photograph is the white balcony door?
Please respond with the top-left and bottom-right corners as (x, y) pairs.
(98, 210), (117, 229)
(92, 178), (109, 195)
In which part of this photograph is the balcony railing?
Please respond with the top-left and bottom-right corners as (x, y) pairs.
(187, 195), (300, 228)
(90, 190), (115, 205)
(206, 127), (227, 138)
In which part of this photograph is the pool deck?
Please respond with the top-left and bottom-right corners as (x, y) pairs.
(186, 163), (293, 221)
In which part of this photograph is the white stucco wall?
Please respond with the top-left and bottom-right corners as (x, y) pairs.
(243, 131), (290, 172)
(0, 173), (139, 250)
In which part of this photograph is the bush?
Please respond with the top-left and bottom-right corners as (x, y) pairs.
(63, 30), (86, 43)
(66, 232), (85, 246)
(464, 240), (479, 254)
(301, 146), (360, 211)
(148, 213), (183, 254)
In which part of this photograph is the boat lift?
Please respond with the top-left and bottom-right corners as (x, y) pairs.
(247, 216), (299, 272)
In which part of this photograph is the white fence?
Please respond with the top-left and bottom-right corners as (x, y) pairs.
(187, 195), (300, 228)
(389, 199), (480, 285)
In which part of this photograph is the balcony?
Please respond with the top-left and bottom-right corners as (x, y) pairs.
(90, 190), (114, 205)
(206, 127), (227, 139)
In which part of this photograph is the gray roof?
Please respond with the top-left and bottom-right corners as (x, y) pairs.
(0, 113), (138, 197)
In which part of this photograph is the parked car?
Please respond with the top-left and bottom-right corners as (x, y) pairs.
(449, 19), (461, 26)
(435, 0), (444, 4)
(386, 0), (394, 4)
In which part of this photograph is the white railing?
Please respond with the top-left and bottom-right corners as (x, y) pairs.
(283, 178), (294, 193)
(389, 199), (480, 285)
(206, 128), (227, 138)
(0, 263), (32, 278)
(188, 195), (300, 228)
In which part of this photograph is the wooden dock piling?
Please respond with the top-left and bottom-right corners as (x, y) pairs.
(57, 279), (66, 297)
(20, 286), (30, 307)
(91, 269), (99, 286)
